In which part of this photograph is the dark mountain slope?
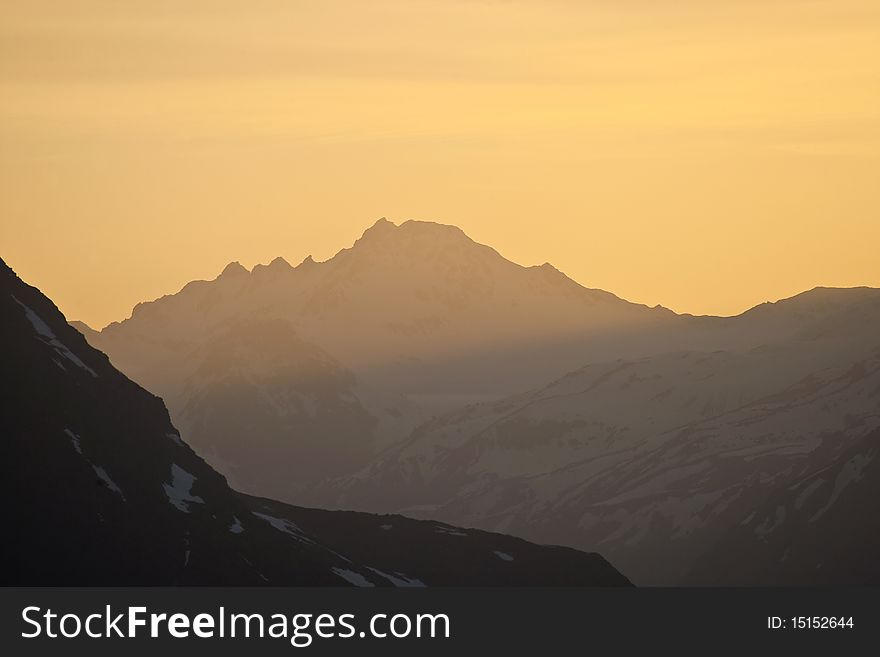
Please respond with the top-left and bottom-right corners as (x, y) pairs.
(0, 257), (628, 586)
(689, 425), (880, 585)
(331, 343), (880, 585)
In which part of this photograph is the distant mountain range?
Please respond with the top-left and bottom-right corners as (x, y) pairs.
(70, 219), (880, 584)
(1, 256), (629, 586)
(78, 218), (676, 499)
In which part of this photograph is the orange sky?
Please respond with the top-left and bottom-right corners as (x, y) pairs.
(2, 0), (879, 328)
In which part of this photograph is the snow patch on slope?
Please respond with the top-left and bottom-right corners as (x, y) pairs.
(64, 428), (83, 455)
(435, 525), (467, 537)
(252, 512), (314, 544)
(92, 465), (125, 500)
(810, 453), (873, 522)
(163, 464), (205, 512)
(332, 568), (374, 587)
(367, 567), (425, 587)
(755, 505), (786, 539)
(12, 295), (98, 377)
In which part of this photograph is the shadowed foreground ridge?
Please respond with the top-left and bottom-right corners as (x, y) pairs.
(0, 257), (629, 586)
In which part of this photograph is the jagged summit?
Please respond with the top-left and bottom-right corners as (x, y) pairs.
(252, 256), (293, 276)
(97, 216), (671, 350)
(204, 219), (575, 293)
(353, 217), (473, 249)
(212, 218), (482, 283)
(219, 260), (248, 279)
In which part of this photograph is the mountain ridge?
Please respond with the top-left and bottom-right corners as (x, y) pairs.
(1, 255), (630, 586)
(93, 218), (879, 332)
(77, 219), (683, 503)
(55, 219), (880, 586)
(101, 218), (666, 331)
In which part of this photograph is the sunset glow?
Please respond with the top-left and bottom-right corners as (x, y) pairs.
(2, 0), (878, 327)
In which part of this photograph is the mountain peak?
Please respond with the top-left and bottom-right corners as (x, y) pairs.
(352, 217), (478, 252)
(355, 217), (397, 244)
(251, 256), (293, 277)
(268, 256), (291, 270)
(399, 219), (468, 239)
(219, 261), (248, 279)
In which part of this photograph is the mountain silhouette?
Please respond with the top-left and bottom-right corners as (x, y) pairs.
(690, 425), (880, 585)
(1, 256), (629, 586)
(82, 218), (675, 500)
(336, 340), (880, 584)
(71, 219), (880, 584)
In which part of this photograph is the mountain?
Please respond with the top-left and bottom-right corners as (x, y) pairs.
(68, 319), (100, 343)
(81, 218), (677, 500)
(68, 218), (880, 584)
(331, 325), (880, 584)
(0, 256), (629, 586)
(690, 425), (880, 585)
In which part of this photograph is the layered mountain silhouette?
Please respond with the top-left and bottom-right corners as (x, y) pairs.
(80, 218), (676, 499)
(72, 219), (880, 584)
(691, 425), (880, 585)
(1, 256), (629, 586)
(337, 344), (880, 585)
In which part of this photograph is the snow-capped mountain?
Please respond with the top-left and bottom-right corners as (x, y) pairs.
(0, 256), (629, 586)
